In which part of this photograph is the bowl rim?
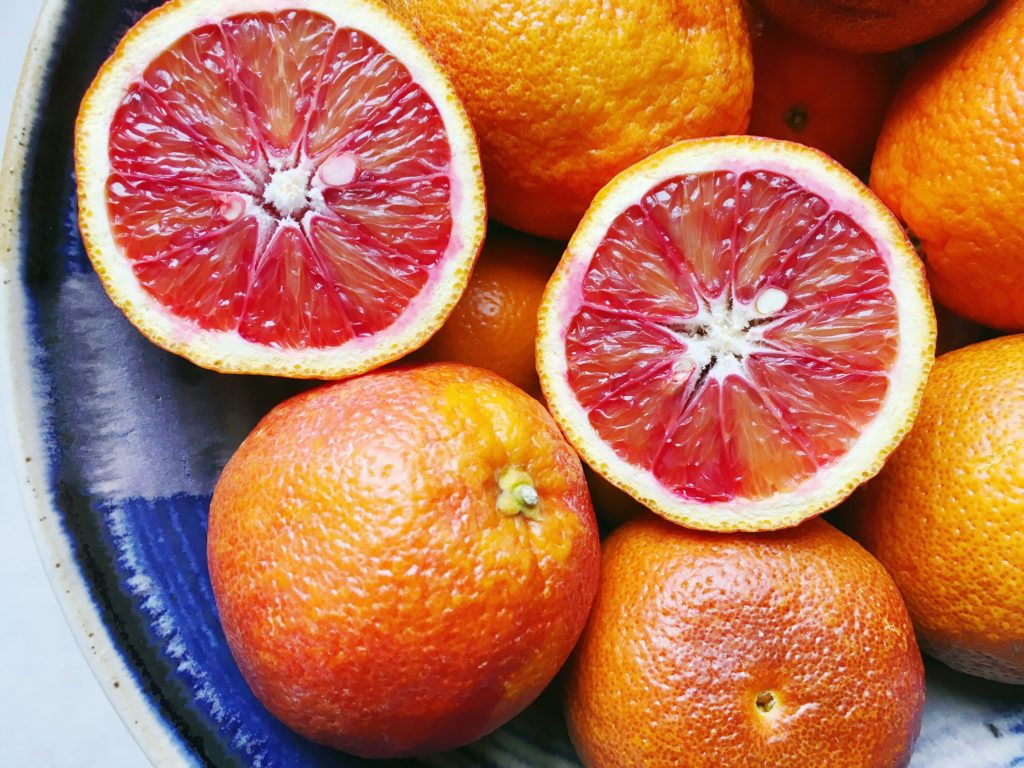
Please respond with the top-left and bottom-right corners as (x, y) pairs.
(0, 2), (194, 765)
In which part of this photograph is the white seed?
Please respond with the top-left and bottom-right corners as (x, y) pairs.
(217, 194), (246, 222)
(319, 153), (359, 187)
(755, 287), (788, 316)
(672, 357), (696, 383)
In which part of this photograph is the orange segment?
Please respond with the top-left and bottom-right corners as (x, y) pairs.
(133, 217), (258, 333)
(565, 307), (690, 469)
(720, 376), (818, 499)
(762, 292), (898, 370)
(771, 212), (893, 312)
(654, 381), (736, 503)
(308, 217), (428, 335)
(221, 12), (335, 155)
(143, 25), (263, 167)
(538, 137), (934, 531)
(583, 207), (699, 323)
(747, 355), (889, 464)
(305, 29), (416, 159)
(108, 174), (233, 262)
(343, 85), (451, 178)
(321, 176), (452, 262)
(109, 87), (252, 190)
(76, 0), (485, 378)
(241, 224), (353, 349)
(733, 172), (829, 302)
(644, 172), (736, 299)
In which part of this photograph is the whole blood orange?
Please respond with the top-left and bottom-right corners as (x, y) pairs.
(749, 21), (901, 176)
(845, 335), (1024, 683)
(208, 363), (600, 757)
(751, 0), (988, 52)
(872, 0), (1024, 330)
(417, 225), (559, 396)
(566, 516), (926, 768)
(76, 0), (485, 377)
(387, 0), (752, 239)
(537, 137), (935, 532)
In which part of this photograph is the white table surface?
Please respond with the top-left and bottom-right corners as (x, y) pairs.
(0, 3), (150, 766)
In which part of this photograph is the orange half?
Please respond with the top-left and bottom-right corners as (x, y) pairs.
(76, 0), (485, 378)
(537, 137), (935, 531)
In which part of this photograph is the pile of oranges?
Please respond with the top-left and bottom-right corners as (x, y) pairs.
(76, 0), (1023, 765)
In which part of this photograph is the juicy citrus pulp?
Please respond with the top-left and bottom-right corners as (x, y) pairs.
(76, 0), (484, 377)
(538, 137), (935, 531)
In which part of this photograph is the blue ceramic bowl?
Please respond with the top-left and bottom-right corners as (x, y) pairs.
(1, 1), (1022, 765)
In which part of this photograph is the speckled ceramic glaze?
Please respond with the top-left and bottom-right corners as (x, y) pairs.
(1, 1), (1022, 766)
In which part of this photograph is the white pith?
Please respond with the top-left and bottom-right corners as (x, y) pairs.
(664, 288), (788, 384)
(262, 162), (314, 219)
(214, 150), (360, 240)
(538, 138), (936, 531)
(75, 0), (485, 377)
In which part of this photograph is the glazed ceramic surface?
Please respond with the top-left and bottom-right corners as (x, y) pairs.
(1, 1), (1022, 766)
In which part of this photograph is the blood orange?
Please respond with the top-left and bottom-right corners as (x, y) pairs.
(565, 516), (925, 768)
(208, 364), (600, 756)
(75, 0), (485, 377)
(537, 137), (935, 532)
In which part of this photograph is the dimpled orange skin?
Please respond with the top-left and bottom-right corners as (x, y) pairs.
(566, 517), (925, 768)
(386, 0), (752, 239)
(846, 336), (1024, 684)
(751, 0), (988, 52)
(871, 0), (1024, 330)
(417, 226), (559, 397)
(749, 21), (901, 176)
(207, 363), (601, 758)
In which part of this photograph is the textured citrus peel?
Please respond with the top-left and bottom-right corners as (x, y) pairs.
(537, 136), (936, 532)
(75, 0), (486, 378)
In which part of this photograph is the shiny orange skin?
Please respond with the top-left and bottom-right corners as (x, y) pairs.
(846, 336), (1024, 684)
(208, 364), (601, 757)
(566, 517), (925, 768)
(872, 0), (1024, 330)
(387, 0), (752, 239)
(417, 225), (559, 397)
(751, 0), (989, 52)
(749, 21), (901, 175)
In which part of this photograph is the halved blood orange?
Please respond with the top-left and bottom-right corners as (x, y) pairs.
(75, 0), (485, 377)
(537, 137), (935, 531)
